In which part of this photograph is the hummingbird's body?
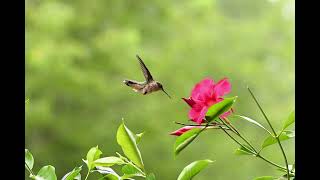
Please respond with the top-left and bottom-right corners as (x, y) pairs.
(124, 80), (159, 95)
(123, 55), (171, 98)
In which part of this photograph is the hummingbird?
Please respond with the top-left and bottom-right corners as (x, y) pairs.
(123, 55), (171, 98)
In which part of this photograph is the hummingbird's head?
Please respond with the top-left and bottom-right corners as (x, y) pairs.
(156, 82), (163, 89)
(156, 82), (171, 99)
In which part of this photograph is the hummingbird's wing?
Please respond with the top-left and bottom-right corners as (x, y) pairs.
(136, 55), (154, 82)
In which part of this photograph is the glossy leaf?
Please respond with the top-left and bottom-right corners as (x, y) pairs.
(36, 165), (57, 180)
(206, 96), (237, 122)
(85, 146), (102, 170)
(235, 115), (272, 135)
(234, 145), (255, 156)
(146, 173), (156, 180)
(261, 130), (295, 149)
(95, 166), (120, 176)
(121, 164), (144, 177)
(253, 176), (275, 180)
(282, 111), (295, 130)
(94, 157), (125, 167)
(177, 159), (214, 180)
(116, 122), (144, 169)
(25, 149), (34, 170)
(62, 166), (82, 180)
(174, 128), (202, 156)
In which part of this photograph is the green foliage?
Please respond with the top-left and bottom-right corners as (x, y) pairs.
(26, 122), (155, 180)
(261, 130), (295, 149)
(234, 145), (255, 156)
(135, 132), (145, 144)
(94, 157), (125, 167)
(26, 0), (294, 179)
(177, 159), (214, 180)
(25, 149), (58, 180)
(145, 173), (156, 180)
(276, 165), (294, 173)
(121, 164), (145, 178)
(206, 96), (237, 122)
(95, 166), (120, 177)
(174, 128), (202, 156)
(173, 96), (237, 156)
(62, 166), (82, 180)
(25, 149), (34, 170)
(99, 174), (119, 180)
(117, 122), (144, 169)
(235, 115), (272, 135)
(84, 146), (103, 170)
(36, 165), (57, 180)
(282, 111), (295, 130)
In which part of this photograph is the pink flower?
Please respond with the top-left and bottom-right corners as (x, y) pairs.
(169, 126), (202, 136)
(183, 77), (232, 124)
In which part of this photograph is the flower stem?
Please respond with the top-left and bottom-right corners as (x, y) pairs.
(174, 121), (223, 126)
(256, 154), (287, 170)
(219, 126), (255, 154)
(218, 121), (288, 172)
(173, 121), (231, 130)
(84, 169), (90, 180)
(127, 161), (146, 176)
(247, 87), (290, 179)
(220, 118), (257, 153)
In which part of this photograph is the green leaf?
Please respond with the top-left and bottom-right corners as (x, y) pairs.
(35, 165), (57, 180)
(253, 176), (275, 180)
(121, 164), (141, 174)
(235, 115), (272, 135)
(177, 159), (214, 180)
(25, 99), (30, 104)
(62, 166), (82, 180)
(115, 152), (129, 162)
(261, 131), (295, 149)
(94, 157), (125, 167)
(25, 149), (34, 170)
(282, 111), (295, 130)
(85, 146), (102, 170)
(95, 166), (119, 175)
(135, 132), (145, 144)
(145, 173), (156, 180)
(121, 164), (144, 178)
(206, 96), (237, 122)
(99, 174), (120, 180)
(116, 122), (144, 169)
(234, 145), (255, 156)
(174, 128), (202, 157)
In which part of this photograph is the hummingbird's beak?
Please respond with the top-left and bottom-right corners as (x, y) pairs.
(161, 88), (171, 99)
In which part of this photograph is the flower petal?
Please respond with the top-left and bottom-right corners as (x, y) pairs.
(189, 105), (208, 124)
(213, 78), (231, 98)
(169, 126), (202, 136)
(191, 78), (215, 101)
(182, 98), (196, 107)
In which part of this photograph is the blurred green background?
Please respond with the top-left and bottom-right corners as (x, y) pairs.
(25, 0), (295, 179)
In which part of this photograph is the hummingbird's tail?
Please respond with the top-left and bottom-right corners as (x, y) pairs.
(123, 80), (137, 86)
(123, 79), (144, 93)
